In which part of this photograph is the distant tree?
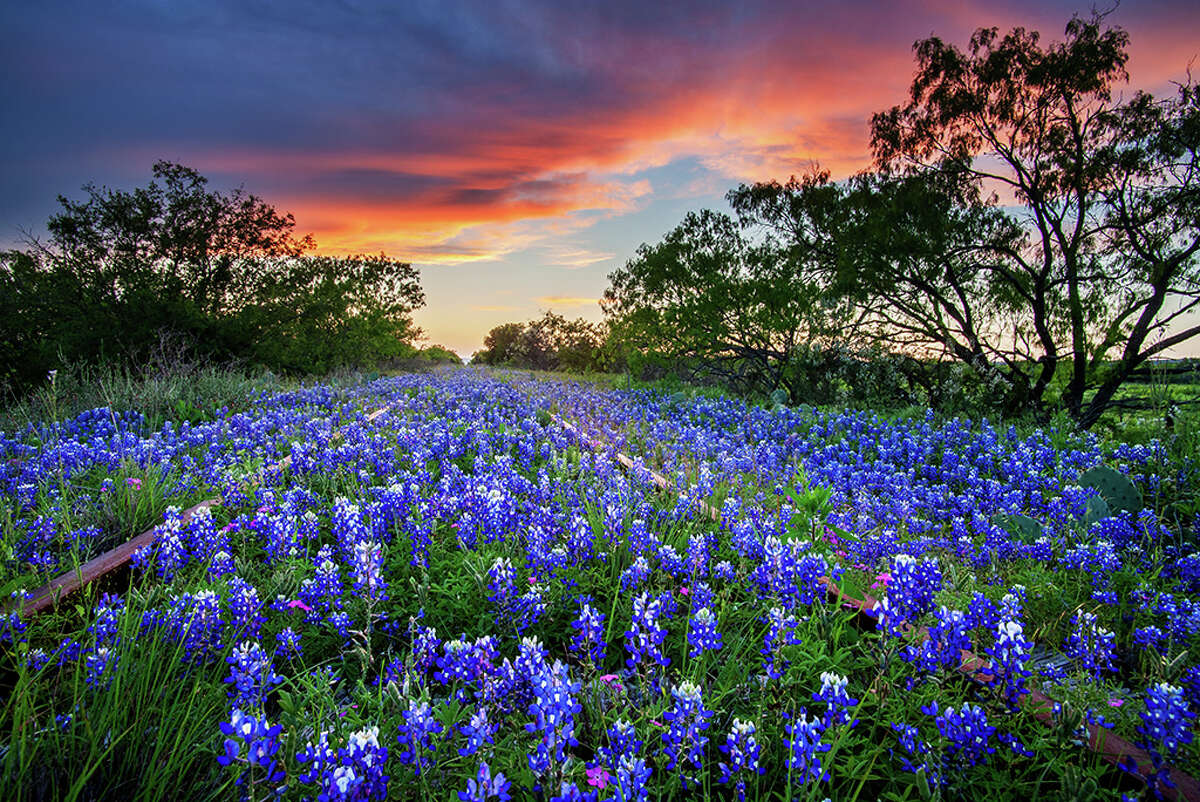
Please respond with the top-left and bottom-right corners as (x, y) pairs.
(5, 162), (425, 386)
(472, 313), (608, 372)
(474, 322), (526, 365)
(418, 344), (462, 364)
(601, 209), (841, 398)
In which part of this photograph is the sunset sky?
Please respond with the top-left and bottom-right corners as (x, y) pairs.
(2, 1), (1198, 356)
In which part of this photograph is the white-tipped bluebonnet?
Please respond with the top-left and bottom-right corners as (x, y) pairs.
(609, 753), (651, 802)
(1134, 682), (1197, 795)
(350, 539), (387, 604)
(717, 718), (763, 801)
(761, 606), (802, 680)
(275, 627), (302, 660)
(923, 701), (996, 768)
(687, 607), (722, 658)
(297, 725), (390, 801)
(624, 592), (669, 670)
(660, 680), (713, 788)
(571, 601), (606, 666)
(526, 660), (581, 779)
(224, 640), (283, 711)
(813, 672), (858, 727)
(1064, 612), (1116, 679)
(458, 706), (495, 757)
(783, 710), (830, 785)
(987, 616), (1033, 709)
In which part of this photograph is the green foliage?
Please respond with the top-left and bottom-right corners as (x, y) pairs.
(605, 15), (1200, 428)
(1, 162), (425, 390)
(473, 312), (609, 373)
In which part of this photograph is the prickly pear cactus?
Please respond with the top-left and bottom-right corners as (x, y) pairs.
(770, 388), (790, 408)
(1078, 466), (1142, 515)
(992, 512), (1044, 543)
(1082, 495), (1111, 526)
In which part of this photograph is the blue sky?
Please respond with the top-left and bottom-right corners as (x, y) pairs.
(2, 1), (1197, 355)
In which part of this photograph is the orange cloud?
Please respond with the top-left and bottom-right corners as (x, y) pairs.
(536, 296), (599, 308)
(113, 3), (1198, 267)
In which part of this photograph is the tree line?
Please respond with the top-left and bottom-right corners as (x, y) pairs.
(596, 14), (1200, 427)
(1, 162), (432, 391)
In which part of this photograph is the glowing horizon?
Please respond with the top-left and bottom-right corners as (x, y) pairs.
(2, 1), (1198, 356)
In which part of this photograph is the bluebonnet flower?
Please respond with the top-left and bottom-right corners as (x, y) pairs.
(297, 725), (390, 801)
(598, 719), (642, 770)
(458, 706), (495, 757)
(1133, 625), (1166, 652)
(396, 698), (443, 776)
(350, 539), (387, 604)
(761, 607), (803, 679)
(300, 550), (344, 619)
(1134, 682), (1197, 796)
(717, 718), (763, 801)
(436, 637), (485, 687)
(987, 613), (1033, 709)
(890, 722), (931, 776)
(876, 554), (942, 634)
(712, 560), (736, 583)
(1180, 664), (1200, 711)
(687, 607), (722, 657)
(1064, 612), (1117, 679)
(459, 761), (511, 801)
(275, 627), (302, 660)
(608, 753), (651, 802)
(410, 625), (441, 681)
(624, 592), (669, 670)
(327, 611), (354, 639)
(690, 581), (714, 611)
(513, 585), (547, 635)
(571, 601), (606, 666)
(89, 593), (123, 647)
(620, 555), (651, 593)
(226, 576), (265, 640)
(904, 606), (972, 677)
(813, 672), (858, 727)
(686, 532), (709, 578)
(218, 709), (285, 791)
(84, 646), (116, 690)
(224, 640), (283, 711)
(550, 781), (598, 802)
(133, 506), (190, 581)
(526, 660), (582, 779)
(967, 592), (1000, 632)
(487, 557), (516, 611)
(923, 701), (996, 768)
(1, 593), (29, 646)
(208, 549), (236, 578)
(661, 680), (714, 788)
(783, 710), (830, 785)
(164, 589), (225, 666)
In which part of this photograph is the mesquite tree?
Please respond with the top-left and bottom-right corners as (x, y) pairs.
(866, 14), (1200, 426)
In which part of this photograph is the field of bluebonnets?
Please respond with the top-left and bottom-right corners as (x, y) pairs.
(1, 368), (1197, 801)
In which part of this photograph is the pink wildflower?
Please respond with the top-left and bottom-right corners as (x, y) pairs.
(870, 572), (892, 590)
(586, 766), (610, 789)
(1108, 698), (1124, 708)
(678, 585), (690, 596)
(125, 478), (142, 490)
(288, 599), (312, 613)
